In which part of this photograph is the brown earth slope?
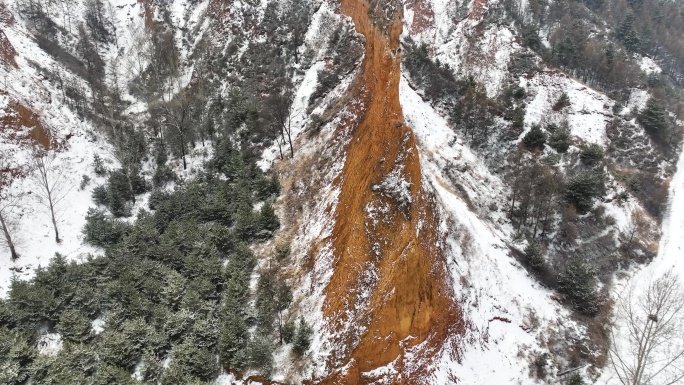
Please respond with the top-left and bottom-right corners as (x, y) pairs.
(0, 29), (17, 68)
(1, 101), (55, 149)
(318, 0), (464, 383)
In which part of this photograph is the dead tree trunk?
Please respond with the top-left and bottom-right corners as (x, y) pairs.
(0, 210), (18, 260)
(32, 150), (71, 243)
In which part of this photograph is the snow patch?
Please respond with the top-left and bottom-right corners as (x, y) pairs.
(627, 88), (649, 113)
(521, 73), (613, 146)
(639, 56), (661, 75)
(36, 333), (63, 356)
(372, 168), (413, 209)
(91, 318), (106, 335)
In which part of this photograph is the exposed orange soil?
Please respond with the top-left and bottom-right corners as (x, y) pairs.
(0, 29), (17, 68)
(318, 0), (464, 383)
(0, 3), (15, 26)
(406, 0), (435, 35)
(208, 0), (234, 22)
(468, 0), (488, 21)
(1, 101), (55, 149)
(137, 0), (155, 30)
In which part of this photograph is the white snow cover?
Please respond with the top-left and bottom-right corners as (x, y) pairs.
(269, 139), (344, 381)
(0, 0), (213, 297)
(400, 75), (586, 383)
(36, 332), (63, 356)
(0, 8), (123, 295)
(639, 55), (661, 75)
(373, 168), (413, 207)
(405, 0), (522, 97)
(521, 72), (613, 146)
(0, 135), (108, 297)
(259, 0), (347, 170)
(627, 88), (650, 113)
(91, 317), (106, 335)
(1, 0), (682, 382)
(434, 24), (519, 97)
(597, 145), (684, 385)
(257, 60), (325, 169)
(650, 149), (684, 279)
(255, 3), (366, 380)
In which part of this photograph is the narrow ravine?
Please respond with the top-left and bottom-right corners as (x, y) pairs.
(318, 0), (464, 383)
(649, 149), (684, 277)
(597, 147), (684, 385)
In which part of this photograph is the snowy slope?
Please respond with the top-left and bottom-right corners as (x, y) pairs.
(0, 2), (120, 295)
(401, 75), (588, 383)
(521, 73), (613, 146)
(406, 0), (522, 97)
(0, 0), (682, 382)
(401, 0), (682, 381)
(649, 150), (684, 279)
(0, 0), (215, 296)
(596, 147), (684, 385)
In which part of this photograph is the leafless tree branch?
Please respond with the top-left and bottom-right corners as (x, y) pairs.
(31, 147), (73, 243)
(0, 154), (21, 260)
(610, 270), (684, 385)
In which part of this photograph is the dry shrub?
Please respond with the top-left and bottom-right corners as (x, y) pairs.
(557, 206), (579, 246)
(459, 230), (474, 259)
(630, 172), (670, 219)
(522, 308), (541, 332)
(585, 296), (613, 368)
(459, 274), (470, 288)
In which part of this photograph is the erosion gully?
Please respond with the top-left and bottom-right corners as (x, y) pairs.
(315, 0), (464, 383)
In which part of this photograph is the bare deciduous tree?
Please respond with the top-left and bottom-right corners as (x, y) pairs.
(610, 270), (684, 385)
(0, 208), (18, 260)
(159, 95), (193, 170)
(59, 0), (73, 33)
(621, 208), (651, 256)
(268, 90), (297, 159)
(31, 148), (72, 243)
(0, 156), (20, 260)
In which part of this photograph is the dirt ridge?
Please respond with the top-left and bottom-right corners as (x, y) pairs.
(317, 0), (464, 383)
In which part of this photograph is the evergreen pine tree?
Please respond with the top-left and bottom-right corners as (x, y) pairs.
(511, 107), (526, 132)
(565, 172), (604, 214)
(93, 154), (106, 176)
(579, 143), (604, 166)
(552, 93), (571, 111)
(292, 318), (313, 356)
(548, 123), (572, 153)
(246, 336), (274, 374)
(638, 98), (669, 140)
(258, 202), (280, 235)
(282, 321), (296, 344)
(170, 340), (218, 381)
(523, 124), (547, 150)
(92, 185), (108, 206)
(0, 329), (35, 385)
(57, 309), (92, 343)
(568, 374), (586, 385)
(219, 308), (249, 369)
(524, 242), (546, 270)
(97, 329), (140, 370)
(617, 14), (639, 52)
(93, 364), (138, 385)
(558, 258), (599, 315)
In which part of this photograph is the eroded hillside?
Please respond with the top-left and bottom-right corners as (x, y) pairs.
(318, 0), (462, 382)
(0, 0), (683, 383)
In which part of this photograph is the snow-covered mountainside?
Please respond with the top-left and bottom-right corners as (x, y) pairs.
(1, 0), (683, 383)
